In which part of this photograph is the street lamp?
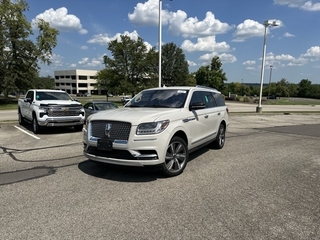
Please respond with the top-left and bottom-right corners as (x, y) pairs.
(158, 0), (172, 88)
(256, 20), (280, 113)
(268, 65), (273, 99)
(158, 0), (162, 88)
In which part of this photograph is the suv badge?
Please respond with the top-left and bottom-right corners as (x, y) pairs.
(105, 123), (112, 137)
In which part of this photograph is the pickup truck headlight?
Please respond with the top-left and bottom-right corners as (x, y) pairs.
(137, 120), (170, 135)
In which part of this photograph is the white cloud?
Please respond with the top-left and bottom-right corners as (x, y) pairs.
(32, 7), (88, 34)
(283, 32), (295, 37)
(181, 36), (231, 52)
(187, 60), (197, 67)
(287, 57), (308, 66)
(69, 63), (77, 68)
(303, 46), (320, 58)
(77, 57), (103, 68)
(168, 11), (233, 38)
(199, 52), (237, 64)
(274, 0), (320, 11)
(78, 57), (89, 65)
(88, 30), (153, 50)
(49, 53), (63, 67)
(233, 19), (281, 42)
(81, 45), (88, 50)
(243, 60), (256, 65)
(128, 0), (172, 26)
(128, 0), (232, 38)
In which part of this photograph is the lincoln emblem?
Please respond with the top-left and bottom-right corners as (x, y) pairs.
(105, 123), (112, 137)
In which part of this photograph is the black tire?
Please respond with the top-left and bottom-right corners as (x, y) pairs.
(212, 123), (226, 149)
(162, 136), (188, 177)
(74, 124), (83, 131)
(18, 108), (25, 125)
(32, 114), (41, 134)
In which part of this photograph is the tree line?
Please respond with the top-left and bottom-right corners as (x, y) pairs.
(1, 0), (319, 101)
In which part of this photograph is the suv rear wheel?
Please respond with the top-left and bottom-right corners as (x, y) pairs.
(162, 136), (188, 177)
(212, 123), (225, 149)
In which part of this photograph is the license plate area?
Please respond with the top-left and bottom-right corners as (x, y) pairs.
(97, 139), (113, 151)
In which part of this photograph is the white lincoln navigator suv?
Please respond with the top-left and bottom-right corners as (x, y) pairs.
(83, 86), (229, 177)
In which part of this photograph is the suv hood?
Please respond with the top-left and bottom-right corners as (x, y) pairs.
(89, 108), (182, 125)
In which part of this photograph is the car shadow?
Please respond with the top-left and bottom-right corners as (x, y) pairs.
(78, 147), (212, 182)
(20, 124), (81, 135)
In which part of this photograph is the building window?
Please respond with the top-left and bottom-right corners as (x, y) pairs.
(79, 75), (87, 80)
(78, 83), (87, 88)
(56, 83), (59, 86)
(90, 76), (95, 79)
(71, 75), (76, 80)
(60, 76), (65, 79)
(66, 83), (70, 86)
(65, 75), (70, 79)
(72, 83), (76, 88)
(55, 76), (59, 79)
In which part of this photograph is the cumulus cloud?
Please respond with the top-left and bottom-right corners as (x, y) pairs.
(128, 0), (172, 26)
(243, 60), (256, 65)
(274, 0), (320, 11)
(88, 30), (153, 50)
(181, 36), (231, 52)
(169, 11), (233, 38)
(199, 52), (237, 64)
(283, 32), (295, 37)
(128, 0), (232, 38)
(77, 57), (103, 68)
(31, 7), (88, 34)
(303, 46), (320, 58)
(81, 45), (88, 50)
(187, 60), (197, 67)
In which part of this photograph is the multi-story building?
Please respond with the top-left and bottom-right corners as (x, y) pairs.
(54, 69), (98, 95)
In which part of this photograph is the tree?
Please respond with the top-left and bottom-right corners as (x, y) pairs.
(194, 56), (227, 90)
(161, 42), (189, 86)
(32, 75), (55, 89)
(298, 79), (312, 98)
(0, 0), (59, 97)
(102, 35), (158, 96)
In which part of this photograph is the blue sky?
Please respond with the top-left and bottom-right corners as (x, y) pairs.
(25, 0), (320, 84)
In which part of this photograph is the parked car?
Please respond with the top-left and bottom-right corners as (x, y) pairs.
(83, 100), (118, 120)
(83, 85), (229, 177)
(121, 96), (131, 104)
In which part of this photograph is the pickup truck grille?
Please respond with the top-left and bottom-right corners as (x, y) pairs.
(91, 120), (131, 140)
(48, 110), (81, 117)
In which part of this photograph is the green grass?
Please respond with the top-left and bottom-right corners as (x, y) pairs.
(264, 97), (320, 105)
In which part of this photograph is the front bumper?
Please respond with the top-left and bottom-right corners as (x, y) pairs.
(38, 116), (84, 127)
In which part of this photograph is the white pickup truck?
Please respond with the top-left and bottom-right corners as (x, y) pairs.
(18, 89), (85, 133)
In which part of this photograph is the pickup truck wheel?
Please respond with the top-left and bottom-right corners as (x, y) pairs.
(32, 114), (41, 134)
(212, 123), (225, 149)
(162, 136), (188, 177)
(74, 124), (83, 131)
(18, 109), (25, 125)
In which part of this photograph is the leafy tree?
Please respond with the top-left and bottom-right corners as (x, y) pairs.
(102, 35), (158, 96)
(185, 73), (197, 86)
(298, 79), (312, 97)
(161, 42), (189, 86)
(194, 56), (227, 90)
(32, 75), (55, 89)
(0, 0), (59, 97)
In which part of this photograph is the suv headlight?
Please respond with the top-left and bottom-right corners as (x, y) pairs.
(137, 120), (170, 135)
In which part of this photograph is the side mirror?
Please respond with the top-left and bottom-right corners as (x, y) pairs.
(24, 98), (32, 103)
(189, 102), (206, 111)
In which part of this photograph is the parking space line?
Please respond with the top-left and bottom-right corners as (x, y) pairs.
(14, 126), (41, 140)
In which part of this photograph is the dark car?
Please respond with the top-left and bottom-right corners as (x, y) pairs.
(83, 100), (118, 120)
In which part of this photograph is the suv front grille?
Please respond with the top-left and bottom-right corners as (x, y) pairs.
(91, 120), (131, 140)
(48, 110), (80, 117)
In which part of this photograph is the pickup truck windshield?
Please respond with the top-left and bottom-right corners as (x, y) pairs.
(126, 89), (189, 108)
(36, 91), (73, 101)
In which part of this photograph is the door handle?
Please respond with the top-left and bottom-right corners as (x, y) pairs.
(204, 115), (209, 118)
(217, 112), (221, 116)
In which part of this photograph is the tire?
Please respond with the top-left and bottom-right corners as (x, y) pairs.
(162, 136), (188, 177)
(212, 123), (226, 149)
(74, 124), (83, 131)
(32, 114), (41, 134)
(18, 108), (25, 125)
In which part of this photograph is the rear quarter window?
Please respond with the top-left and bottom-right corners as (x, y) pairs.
(212, 92), (226, 107)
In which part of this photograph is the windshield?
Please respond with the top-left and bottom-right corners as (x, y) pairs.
(36, 91), (73, 101)
(126, 89), (189, 108)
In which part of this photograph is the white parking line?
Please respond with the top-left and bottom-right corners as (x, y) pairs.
(14, 126), (40, 140)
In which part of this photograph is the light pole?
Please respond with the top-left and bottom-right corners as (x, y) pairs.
(268, 65), (273, 99)
(256, 20), (280, 113)
(158, 0), (162, 88)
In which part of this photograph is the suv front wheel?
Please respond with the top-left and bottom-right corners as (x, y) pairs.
(162, 136), (188, 177)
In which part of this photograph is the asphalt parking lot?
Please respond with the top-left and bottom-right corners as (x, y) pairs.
(1, 114), (320, 239)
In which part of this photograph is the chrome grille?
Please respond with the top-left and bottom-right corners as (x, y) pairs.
(91, 120), (131, 140)
(48, 110), (80, 117)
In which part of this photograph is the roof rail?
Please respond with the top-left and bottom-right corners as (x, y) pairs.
(196, 85), (217, 91)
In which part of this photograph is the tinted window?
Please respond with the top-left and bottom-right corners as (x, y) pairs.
(189, 91), (203, 107)
(26, 91), (34, 101)
(212, 92), (225, 106)
(203, 91), (216, 108)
